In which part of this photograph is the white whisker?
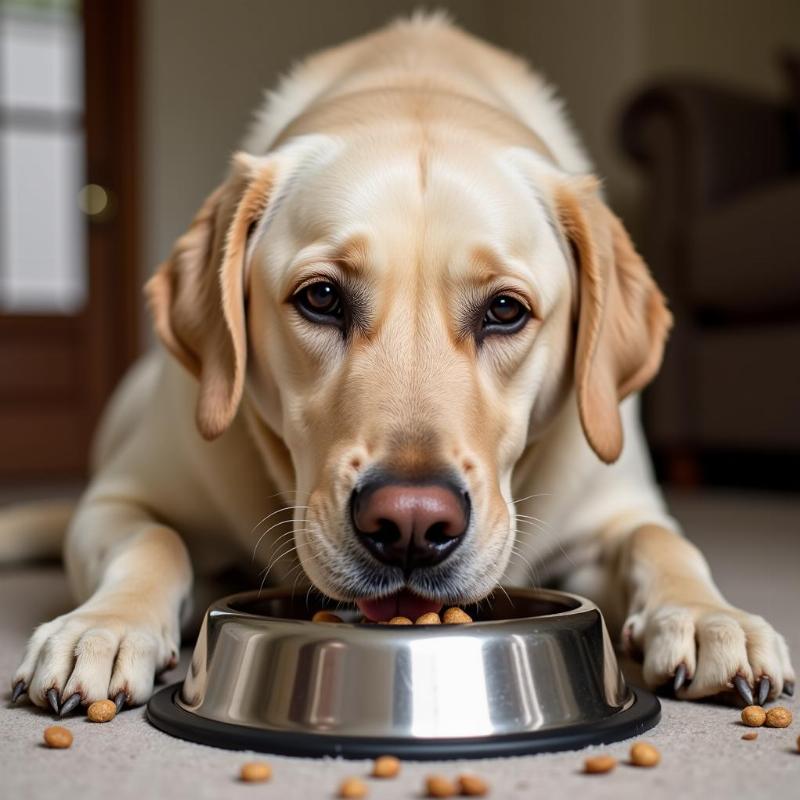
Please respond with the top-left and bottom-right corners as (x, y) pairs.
(516, 512), (552, 527)
(251, 520), (297, 561)
(248, 504), (310, 545)
(506, 493), (550, 506)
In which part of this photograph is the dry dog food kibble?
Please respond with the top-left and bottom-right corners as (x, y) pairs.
(765, 707), (793, 728)
(389, 616), (413, 625)
(741, 731), (758, 740)
(338, 776), (368, 798)
(415, 612), (441, 625)
(312, 611), (343, 623)
(583, 755), (617, 774)
(442, 607), (472, 624)
(458, 773), (489, 796)
(87, 699), (117, 723)
(43, 726), (73, 749)
(239, 762), (272, 783)
(741, 705), (766, 727)
(425, 774), (457, 797)
(629, 742), (660, 767)
(371, 755), (400, 778)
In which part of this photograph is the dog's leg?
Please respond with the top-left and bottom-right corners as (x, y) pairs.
(599, 523), (795, 703)
(12, 493), (192, 713)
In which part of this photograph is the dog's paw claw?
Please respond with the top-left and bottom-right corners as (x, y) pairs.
(113, 691), (126, 713)
(733, 674), (754, 706)
(783, 680), (794, 697)
(756, 676), (770, 706)
(11, 680), (27, 703)
(673, 663), (688, 693)
(46, 688), (61, 715)
(59, 693), (81, 717)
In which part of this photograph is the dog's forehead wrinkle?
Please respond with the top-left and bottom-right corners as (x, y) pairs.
(247, 133), (343, 256)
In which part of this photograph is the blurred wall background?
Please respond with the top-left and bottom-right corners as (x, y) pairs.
(140, 0), (800, 293)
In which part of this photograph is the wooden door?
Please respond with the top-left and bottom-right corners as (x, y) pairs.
(0, 0), (139, 480)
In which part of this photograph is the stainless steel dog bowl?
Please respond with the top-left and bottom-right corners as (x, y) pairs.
(147, 587), (659, 759)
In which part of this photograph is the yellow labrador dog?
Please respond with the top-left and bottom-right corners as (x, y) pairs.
(8, 14), (793, 715)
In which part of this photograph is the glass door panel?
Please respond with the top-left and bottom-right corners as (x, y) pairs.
(0, 0), (87, 313)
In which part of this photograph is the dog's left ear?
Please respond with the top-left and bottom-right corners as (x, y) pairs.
(145, 153), (276, 440)
(554, 176), (672, 463)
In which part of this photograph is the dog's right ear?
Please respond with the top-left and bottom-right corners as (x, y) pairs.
(145, 153), (276, 440)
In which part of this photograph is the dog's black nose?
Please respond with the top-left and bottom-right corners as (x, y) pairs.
(351, 479), (469, 570)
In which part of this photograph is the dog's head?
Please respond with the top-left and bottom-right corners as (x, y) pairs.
(147, 130), (670, 618)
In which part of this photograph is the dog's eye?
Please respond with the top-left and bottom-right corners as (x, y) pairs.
(483, 295), (528, 333)
(294, 281), (343, 324)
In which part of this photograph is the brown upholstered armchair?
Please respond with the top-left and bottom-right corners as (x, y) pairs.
(621, 80), (800, 481)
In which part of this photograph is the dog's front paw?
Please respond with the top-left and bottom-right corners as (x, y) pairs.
(623, 603), (795, 704)
(11, 599), (179, 714)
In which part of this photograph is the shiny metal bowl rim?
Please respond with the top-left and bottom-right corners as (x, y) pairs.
(209, 584), (595, 627)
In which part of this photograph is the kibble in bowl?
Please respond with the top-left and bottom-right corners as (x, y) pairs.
(312, 610), (343, 623)
(442, 607), (472, 624)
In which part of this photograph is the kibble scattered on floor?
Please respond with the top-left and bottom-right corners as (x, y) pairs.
(458, 773), (490, 796)
(629, 742), (660, 767)
(87, 699), (117, 723)
(583, 754), (617, 774)
(239, 761), (272, 783)
(43, 726), (73, 749)
(33, 681), (799, 799)
(425, 774), (458, 797)
(371, 755), (400, 778)
(338, 776), (368, 798)
(741, 705), (767, 727)
(765, 707), (792, 728)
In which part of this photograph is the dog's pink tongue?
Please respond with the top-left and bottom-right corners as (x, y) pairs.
(357, 590), (442, 622)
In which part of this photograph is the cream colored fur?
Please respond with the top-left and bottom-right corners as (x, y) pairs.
(8, 14), (793, 710)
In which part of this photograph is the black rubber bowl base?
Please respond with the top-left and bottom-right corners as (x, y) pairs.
(146, 683), (660, 760)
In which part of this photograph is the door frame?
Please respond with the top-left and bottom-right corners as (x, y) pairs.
(0, 0), (139, 479)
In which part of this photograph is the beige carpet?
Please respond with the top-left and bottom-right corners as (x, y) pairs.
(1, 489), (798, 799)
